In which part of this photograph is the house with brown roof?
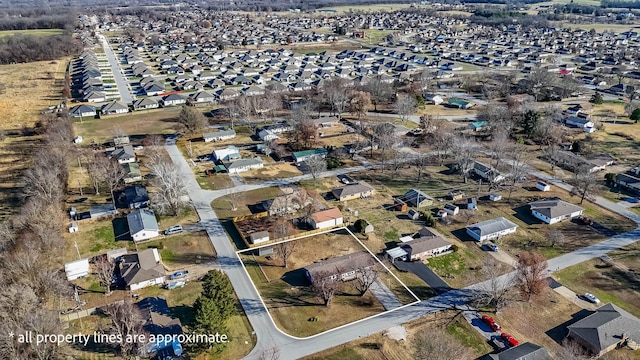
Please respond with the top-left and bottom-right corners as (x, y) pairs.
(386, 227), (453, 262)
(308, 207), (343, 229)
(304, 251), (375, 283)
(331, 181), (375, 201)
(119, 248), (166, 291)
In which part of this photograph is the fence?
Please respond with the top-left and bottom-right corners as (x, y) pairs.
(59, 300), (125, 322)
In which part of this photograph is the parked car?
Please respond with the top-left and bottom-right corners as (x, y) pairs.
(481, 315), (501, 331)
(165, 225), (184, 235)
(501, 333), (519, 347)
(170, 270), (189, 280)
(489, 244), (499, 252)
(584, 292), (600, 304)
(165, 281), (186, 290)
(576, 216), (593, 225)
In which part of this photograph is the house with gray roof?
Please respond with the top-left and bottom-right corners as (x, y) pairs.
(567, 303), (640, 357)
(119, 248), (165, 290)
(304, 251), (375, 283)
(127, 209), (160, 242)
(466, 217), (518, 242)
(133, 97), (159, 111)
(69, 104), (96, 118)
(122, 162), (143, 184)
(122, 184), (149, 209)
(203, 129), (236, 142)
(111, 145), (136, 164)
(528, 198), (584, 224)
(101, 101), (129, 115)
(224, 157), (264, 174)
(331, 181), (375, 201)
(488, 342), (551, 360)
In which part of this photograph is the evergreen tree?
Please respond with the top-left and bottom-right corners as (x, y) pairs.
(192, 270), (236, 353)
(590, 91), (604, 104)
(630, 108), (640, 123)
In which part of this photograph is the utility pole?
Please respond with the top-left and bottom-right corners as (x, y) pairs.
(74, 241), (81, 259)
(78, 179), (84, 196)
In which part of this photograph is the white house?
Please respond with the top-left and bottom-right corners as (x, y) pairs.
(309, 207), (343, 229)
(423, 93), (444, 105)
(472, 161), (504, 183)
(127, 209), (160, 242)
(224, 158), (264, 174)
(161, 94), (186, 107)
(64, 258), (89, 281)
(203, 129), (236, 142)
(529, 198), (584, 224)
(466, 217), (518, 242)
(69, 104), (97, 118)
(101, 101), (129, 115)
(119, 248), (165, 290)
(111, 145), (136, 164)
(212, 146), (241, 162)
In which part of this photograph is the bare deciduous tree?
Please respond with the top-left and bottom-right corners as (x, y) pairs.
(306, 156), (327, 183)
(503, 145), (530, 199)
(143, 134), (165, 166)
(570, 165), (601, 204)
(556, 339), (590, 360)
(178, 105), (208, 141)
(311, 271), (339, 307)
(103, 157), (125, 207)
(372, 122), (398, 172)
(394, 93), (418, 123)
(21, 150), (66, 203)
(149, 160), (190, 216)
(450, 136), (476, 183)
(414, 154), (430, 182)
(102, 300), (146, 358)
(351, 265), (379, 296)
(274, 240), (296, 268)
(477, 257), (514, 313)
(363, 76), (393, 111)
(515, 251), (549, 302)
(348, 90), (371, 119)
(288, 117), (318, 151)
(86, 153), (110, 195)
(226, 192), (242, 212)
(94, 257), (115, 295)
(324, 78), (350, 118)
(547, 230), (565, 248)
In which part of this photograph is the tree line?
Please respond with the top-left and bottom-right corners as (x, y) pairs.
(0, 13), (77, 31)
(0, 112), (74, 359)
(0, 33), (82, 64)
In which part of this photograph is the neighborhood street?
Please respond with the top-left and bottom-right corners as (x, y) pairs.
(165, 135), (640, 360)
(97, 33), (135, 104)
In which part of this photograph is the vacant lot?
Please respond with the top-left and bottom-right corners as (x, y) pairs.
(73, 107), (181, 144)
(137, 232), (216, 270)
(0, 59), (68, 217)
(302, 310), (491, 360)
(240, 229), (413, 336)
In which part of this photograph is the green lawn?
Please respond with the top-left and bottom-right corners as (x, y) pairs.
(0, 29), (64, 38)
(445, 314), (493, 354)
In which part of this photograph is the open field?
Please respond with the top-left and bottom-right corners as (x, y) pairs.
(240, 229), (413, 336)
(316, 4), (416, 14)
(0, 59), (68, 217)
(552, 22), (640, 32)
(553, 246), (640, 319)
(302, 310), (491, 360)
(0, 28), (64, 38)
(73, 108), (181, 144)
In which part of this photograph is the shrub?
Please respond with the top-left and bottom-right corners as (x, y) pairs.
(354, 219), (368, 234)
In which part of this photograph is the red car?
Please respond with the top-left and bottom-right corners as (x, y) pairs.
(501, 333), (520, 347)
(481, 315), (502, 332)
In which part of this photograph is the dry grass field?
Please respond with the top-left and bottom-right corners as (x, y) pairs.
(0, 59), (68, 217)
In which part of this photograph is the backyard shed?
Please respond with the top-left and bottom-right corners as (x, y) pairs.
(64, 259), (90, 281)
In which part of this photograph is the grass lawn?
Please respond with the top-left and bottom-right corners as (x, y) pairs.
(73, 107), (181, 144)
(239, 162), (303, 184)
(553, 255), (640, 319)
(0, 29), (64, 38)
(446, 313), (493, 354)
(239, 230), (412, 336)
(211, 187), (284, 220)
(137, 231), (216, 271)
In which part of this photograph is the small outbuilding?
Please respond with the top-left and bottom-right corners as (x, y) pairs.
(68, 222), (79, 233)
(536, 181), (551, 192)
(249, 231), (270, 244)
(64, 258), (90, 281)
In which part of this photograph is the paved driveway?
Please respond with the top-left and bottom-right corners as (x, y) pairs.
(394, 261), (452, 294)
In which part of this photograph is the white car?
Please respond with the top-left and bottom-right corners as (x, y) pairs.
(584, 293), (600, 304)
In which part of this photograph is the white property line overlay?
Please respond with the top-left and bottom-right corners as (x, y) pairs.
(235, 226), (423, 341)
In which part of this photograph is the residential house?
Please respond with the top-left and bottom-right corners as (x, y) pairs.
(423, 93), (444, 105)
(127, 209), (160, 242)
(122, 162), (143, 183)
(488, 342), (552, 360)
(203, 129), (236, 142)
(69, 104), (96, 118)
(615, 167), (640, 194)
(443, 203), (460, 216)
(133, 97), (159, 110)
(137, 297), (184, 357)
(261, 189), (312, 216)
(472, 161), (505, 183)
(224, 157), (264, 174)
(331, 181), (375, 201)
(89, 204), (117, 219)
(529, 198), (584, 224)
(304, 251), (375, 283)
(466, 217), (518, 242)
(101, 101), (129, 115)
(565, 116), (595, 132)
(212, 146), (241, 162)
(468, 121), (489, 132)
(111, 145), (136, 164)
(393, 228), (453, 262)
(161, 94), (186, 107)
(567, 303), (640, 357)
(122, 184), (150, 209)
(119, 248), (166, 290)
(448, 98), (472, 109)
(292, 148), (328, 163)
(309, 207), (343, 229)
(188, 90), (216, 104)
(403, 188), (434, 208)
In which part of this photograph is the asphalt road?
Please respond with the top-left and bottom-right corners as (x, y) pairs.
(98, 34), (134, 104)
(164, 136), (640, 360)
